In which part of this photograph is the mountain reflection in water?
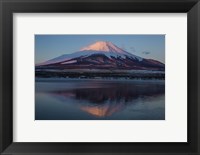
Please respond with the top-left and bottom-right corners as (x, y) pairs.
(35, 79), (165, 120)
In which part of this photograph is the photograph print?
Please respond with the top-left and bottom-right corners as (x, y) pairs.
(35, 35), (165, 120)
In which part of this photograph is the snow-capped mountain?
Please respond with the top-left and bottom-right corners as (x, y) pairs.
(36, 41), (164, 71)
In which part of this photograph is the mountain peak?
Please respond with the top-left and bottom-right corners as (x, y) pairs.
(80, 41), (126, 53)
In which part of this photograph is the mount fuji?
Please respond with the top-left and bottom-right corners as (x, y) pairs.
(36, 41), (164, 71)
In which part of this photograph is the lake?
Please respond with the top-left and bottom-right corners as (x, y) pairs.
(35, 78), (165, 120)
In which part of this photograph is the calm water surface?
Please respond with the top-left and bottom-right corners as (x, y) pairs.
(35, 79), (165, 120)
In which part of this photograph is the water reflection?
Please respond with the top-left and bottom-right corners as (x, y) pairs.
(35, 80), (165, 119)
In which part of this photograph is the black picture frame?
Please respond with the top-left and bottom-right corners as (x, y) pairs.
(0, 0), (200, 154)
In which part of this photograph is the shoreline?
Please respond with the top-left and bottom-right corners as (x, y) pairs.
(35, 77), (165, 83)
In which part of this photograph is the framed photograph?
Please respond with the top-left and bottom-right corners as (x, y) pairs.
(0, 0), (200, 154)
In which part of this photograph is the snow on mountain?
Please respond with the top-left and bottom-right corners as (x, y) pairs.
(81, 41), (126, 54)
(81, 41), (143, 61)
(38, 41), (143, 66)
(61, 60), (77, 64)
